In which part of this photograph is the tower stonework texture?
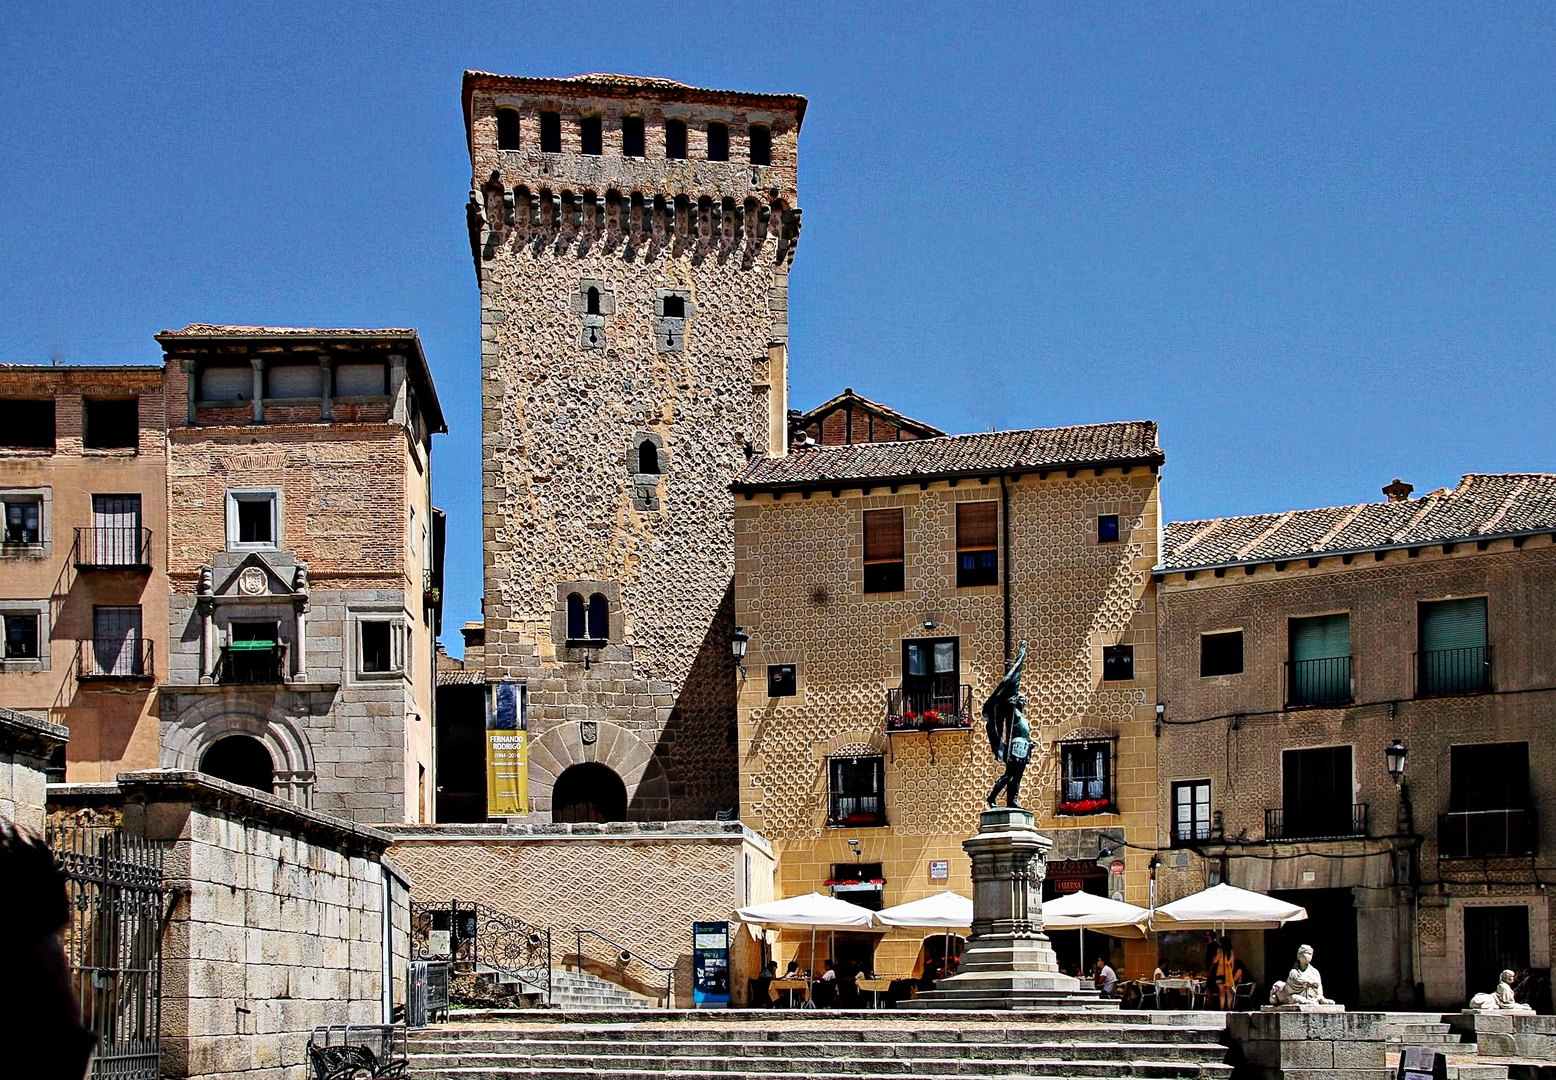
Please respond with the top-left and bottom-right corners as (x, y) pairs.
(465, 72), (806, 819)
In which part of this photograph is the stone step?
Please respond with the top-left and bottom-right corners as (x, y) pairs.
(410, 1027), (1230, 1049)
(421, 1008), (1207, 1027)
(408, 1043), (1232, 1069)
(412, 1064), (1234, 1080)
(1448, 1065), (1510, 1080)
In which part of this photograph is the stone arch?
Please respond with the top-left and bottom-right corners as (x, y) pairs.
(527, 720), (669, 820)
(162, 697), (315, 808)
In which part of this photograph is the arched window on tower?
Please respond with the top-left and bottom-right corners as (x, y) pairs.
(566, 593), (586, 641)
(587, 593), (608, 641)
(586, 286), (601, 316)
(497, 108), (522, 150)
(637, 440), (659, 475)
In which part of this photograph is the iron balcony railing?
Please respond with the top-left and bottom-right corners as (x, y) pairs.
(1266, 803), (1369, 841)
(410, 899), (552, 1003)
(216, 642), (287, 685)
(73, 527), (153, 570)
(828, 791), (887, 828)
(77, 639), (154, 680)
(1439, 808), (1536, 858)
(1417, 645), (1492, 697)
(885, 683), (974, 732)
(1285, 656), (1354, 708)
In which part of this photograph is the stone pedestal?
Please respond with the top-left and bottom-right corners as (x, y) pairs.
(1264, 1004), (1347, 1013)
(906, 808), (1105, 1010)
(1226, 1010), (1391, 1080)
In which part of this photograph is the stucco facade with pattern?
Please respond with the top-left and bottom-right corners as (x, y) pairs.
(467, 72), (804, 819)
(734, 459), (1163, 977)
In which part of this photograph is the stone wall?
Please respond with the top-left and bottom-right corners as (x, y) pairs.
(384, 820), (774, 1006)
(734, 466), (1161, 977)
(51, 770), (406, 1080)
(0, 707), (67, 832)
(469, 74), (804, 821)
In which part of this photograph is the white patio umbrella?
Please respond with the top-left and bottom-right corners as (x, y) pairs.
(1041, 891), (1149, 969)
(876, 891), (972, 973)
(1149, 882), (1308, 932)
(735, 892), (877, 977)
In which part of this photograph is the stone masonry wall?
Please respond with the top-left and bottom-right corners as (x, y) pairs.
(0, 709), (68, 833)
(471, 78), (802, 820)
(734, 467), (1161, 977)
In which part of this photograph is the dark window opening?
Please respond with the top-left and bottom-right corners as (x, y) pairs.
(1098, 514), (1120, 543)
(1443, 745), (1534, 857)
(232, 621), (277, 644)
(955, 501), (998, 587)
(4, 613), (39, 659)
(1060, 743), (1111, 811)
(1172, 780), (1212, 845)
(1289, 613), (1352, 706)
(586, 286), (601, 315)
(83, 398), (139, 450)
(767, 664), (797, 697)
(829, 861), (884, 910)
(749, 124), (771, 165)
(587, 593), (608, 640)
(900, 637), (962, 720)
(1103, 643), (1134, 681)
(637, 440), (659, 475)
(0, 399), (55, 450)
(828, 755), (885, 827)
(539, 111), (561, 153)
(4, 499), (41, 544)
(361, 621), (392, 672)
(1200, 630), (1243, 677)
(622, 115), (645, 157)
(236, 497), (274, 545)
(580, 115), (602, 155)
(566, 593), (586, 641)
(1278, 746), (1357, 839)
(552, 762), (627, 823)
(661, 294), (685, 319)
(497, 108), (522, 150)
(706, 122), (729, 161)
(863, 508), (905, 593)
(665, 118), (687, 159)
(199, 735), (273, 794)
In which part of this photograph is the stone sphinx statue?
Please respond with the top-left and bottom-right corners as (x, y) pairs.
(1469, 970), (1534, 1013)
(1269, 945), (1336, 1007)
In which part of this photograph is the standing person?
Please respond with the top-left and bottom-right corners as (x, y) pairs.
(1093, 956), (1118, 997)
(1203, 932), (1222, 1009)
(1217, 938), (1238, 1010)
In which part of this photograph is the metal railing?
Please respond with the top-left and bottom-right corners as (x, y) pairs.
(1285, 656), (1354, 708)
(1265, 803), (1369, 840)
(72, 527), (152, 569)
(1439, 808), (1536, 858)
(1417, 645), (1492, 697)
(77, 639), (154, 680)
(573, 927), (676, 1007)
(406, 960), (450, 1026)
(410, 899), (551, 1003)
(828, 791), (887, 828)
(885, 683), (974, 731)
(217, 643), (287, 684)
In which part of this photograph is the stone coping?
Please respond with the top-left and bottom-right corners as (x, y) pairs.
(383, 820), (773, 855)
(51, 770), (395, 855)
(0, 706), (69, 754)
(431, 1007), (1232, 1026)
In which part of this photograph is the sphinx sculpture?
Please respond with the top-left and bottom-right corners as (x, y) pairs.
(1469, 970), (1534, 1013)
(1269, 945), (1335, 1007)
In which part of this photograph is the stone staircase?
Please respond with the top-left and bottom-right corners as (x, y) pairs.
(408, 1010), (1234, 1080)
(1383, 1013), (1512, 1080)
(548, 970), (658, 1010)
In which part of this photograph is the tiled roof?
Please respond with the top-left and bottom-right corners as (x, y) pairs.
(1161, 473), (1556, 572)
(463, 70), (807, 126)
(157, 324), (419, 338)
(794, 388), (946, 439)
(437, 669), (485, 687)
(733, 421), (1162, 489)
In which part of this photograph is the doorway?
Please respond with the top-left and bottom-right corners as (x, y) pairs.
(1266, 888), (1358, 1007)
(200, 734), (274, 793)
(551, 762), (627, 823)
(1465, 906), (1530, 1005)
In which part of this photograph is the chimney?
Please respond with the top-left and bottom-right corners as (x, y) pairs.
(1382, 478), (1414, 502)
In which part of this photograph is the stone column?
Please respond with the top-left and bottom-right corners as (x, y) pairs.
(292, 601), (307, 681)
(250, 357), (265, 424)
(198, 599), (215, 684)
(179, 357), (198, 425)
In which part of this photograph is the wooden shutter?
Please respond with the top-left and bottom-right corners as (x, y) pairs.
(863, 509), (904, 562)
(956, 502), (997, 550)
(1421, 597), (1487, 652)
(1291, 613), (1350, 660)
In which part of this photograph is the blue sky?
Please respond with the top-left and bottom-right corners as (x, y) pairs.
(4, 3), (1554, 652)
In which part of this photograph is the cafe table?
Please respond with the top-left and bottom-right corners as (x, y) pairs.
(769, 978), (811, 1009)
(1150, 977), (1206, 1008)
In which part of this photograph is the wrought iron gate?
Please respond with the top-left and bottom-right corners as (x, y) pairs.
(410, 899), (551, 1002)
(49, 824), (167, 1080)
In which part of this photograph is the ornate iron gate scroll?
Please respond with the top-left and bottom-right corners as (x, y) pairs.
(49, 824), (167, 1080)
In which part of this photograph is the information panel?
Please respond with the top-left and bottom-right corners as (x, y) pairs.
(486, 681), (529, 817)
(691, 921), (730, 1007)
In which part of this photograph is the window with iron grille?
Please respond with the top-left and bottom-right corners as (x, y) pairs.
(863, 509), (905, 593)
(955, 502), (998, 587)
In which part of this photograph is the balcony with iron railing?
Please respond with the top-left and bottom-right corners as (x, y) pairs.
(72, 527), (152, 570)
(76, 639), (154, 680)
(1439, 807), (1536, 858)
(217, 642), (288, 685)
(827, 791), (887, 828)
(1285, 656), (1354, 709)
(1265, 803), (1368, 840)
(1417, 645), (1492, 697)
(885, 683), (974, 733)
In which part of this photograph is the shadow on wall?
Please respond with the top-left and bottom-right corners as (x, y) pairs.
(635, 582), (740, 820)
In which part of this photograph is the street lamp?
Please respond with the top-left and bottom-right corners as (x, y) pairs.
(730, 626), (749, 679)
(1385, 740), (1409, 786)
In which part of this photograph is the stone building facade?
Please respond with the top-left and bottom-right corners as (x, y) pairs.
(0, 706), (68, 833)
(466, 71), (806, 820)
(732, 421), (1165, 977)
(1155, 473), (1556, 1010)
(0, 364), (171, 782)
(154, 326), (446, 825)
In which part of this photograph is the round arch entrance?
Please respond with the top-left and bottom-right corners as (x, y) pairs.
(551, 762), (627, 823)
(200, 734), (275, 794)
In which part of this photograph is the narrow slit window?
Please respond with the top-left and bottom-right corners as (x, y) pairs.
(637, 440), (659, 475)
(622, 115), (645, 157)
(587, 593), (608, 640)
(665, 119), (687, 159)
(706, 122), (729, 161)
(586, 286), (601, 316)
(566, 593), (586, 641)
(497, 109), (522, 150)
(540, 111), (561, 153)
(580, 115), (602, 155)
(749, 124), (771, 165)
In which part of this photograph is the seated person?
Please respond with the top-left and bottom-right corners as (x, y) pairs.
(1093, 957), (1119, 998)
(812, 959), (838, 1007)
(1152, 958), (1167, 981)
(751, 961), (776, 1008)
(918, 958), (943, 992)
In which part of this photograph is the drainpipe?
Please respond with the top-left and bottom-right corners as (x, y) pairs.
(1000, 473), (1012, 665)
(381, 866), (393, 1023)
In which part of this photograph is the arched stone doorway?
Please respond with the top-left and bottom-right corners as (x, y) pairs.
(551, 762), (627, 823)
(200, 734), (275, 794)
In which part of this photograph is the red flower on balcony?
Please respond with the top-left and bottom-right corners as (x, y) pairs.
(1058, 797), (1112, 815)
(921, 709), (941, 726)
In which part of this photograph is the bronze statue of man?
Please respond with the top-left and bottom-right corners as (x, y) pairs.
(983, 643), (1033, 808)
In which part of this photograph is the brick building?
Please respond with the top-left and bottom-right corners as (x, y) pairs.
(1155, 473), (1556, 1009)
(153, 326), (446, 825)
(0, 364), (170, 782)
(792, 388), (946, 446)
(731, 421), (1165, 978)
(465, 71), (805, 820)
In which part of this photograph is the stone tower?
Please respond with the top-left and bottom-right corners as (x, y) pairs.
(463, 71), (805, 820)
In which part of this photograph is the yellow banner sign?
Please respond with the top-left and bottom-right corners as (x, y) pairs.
(486, 681), (528, 817)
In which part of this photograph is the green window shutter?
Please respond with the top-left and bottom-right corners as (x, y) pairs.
(1421, 597), (1487, 652)
(1291, 613), (1351, 660)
